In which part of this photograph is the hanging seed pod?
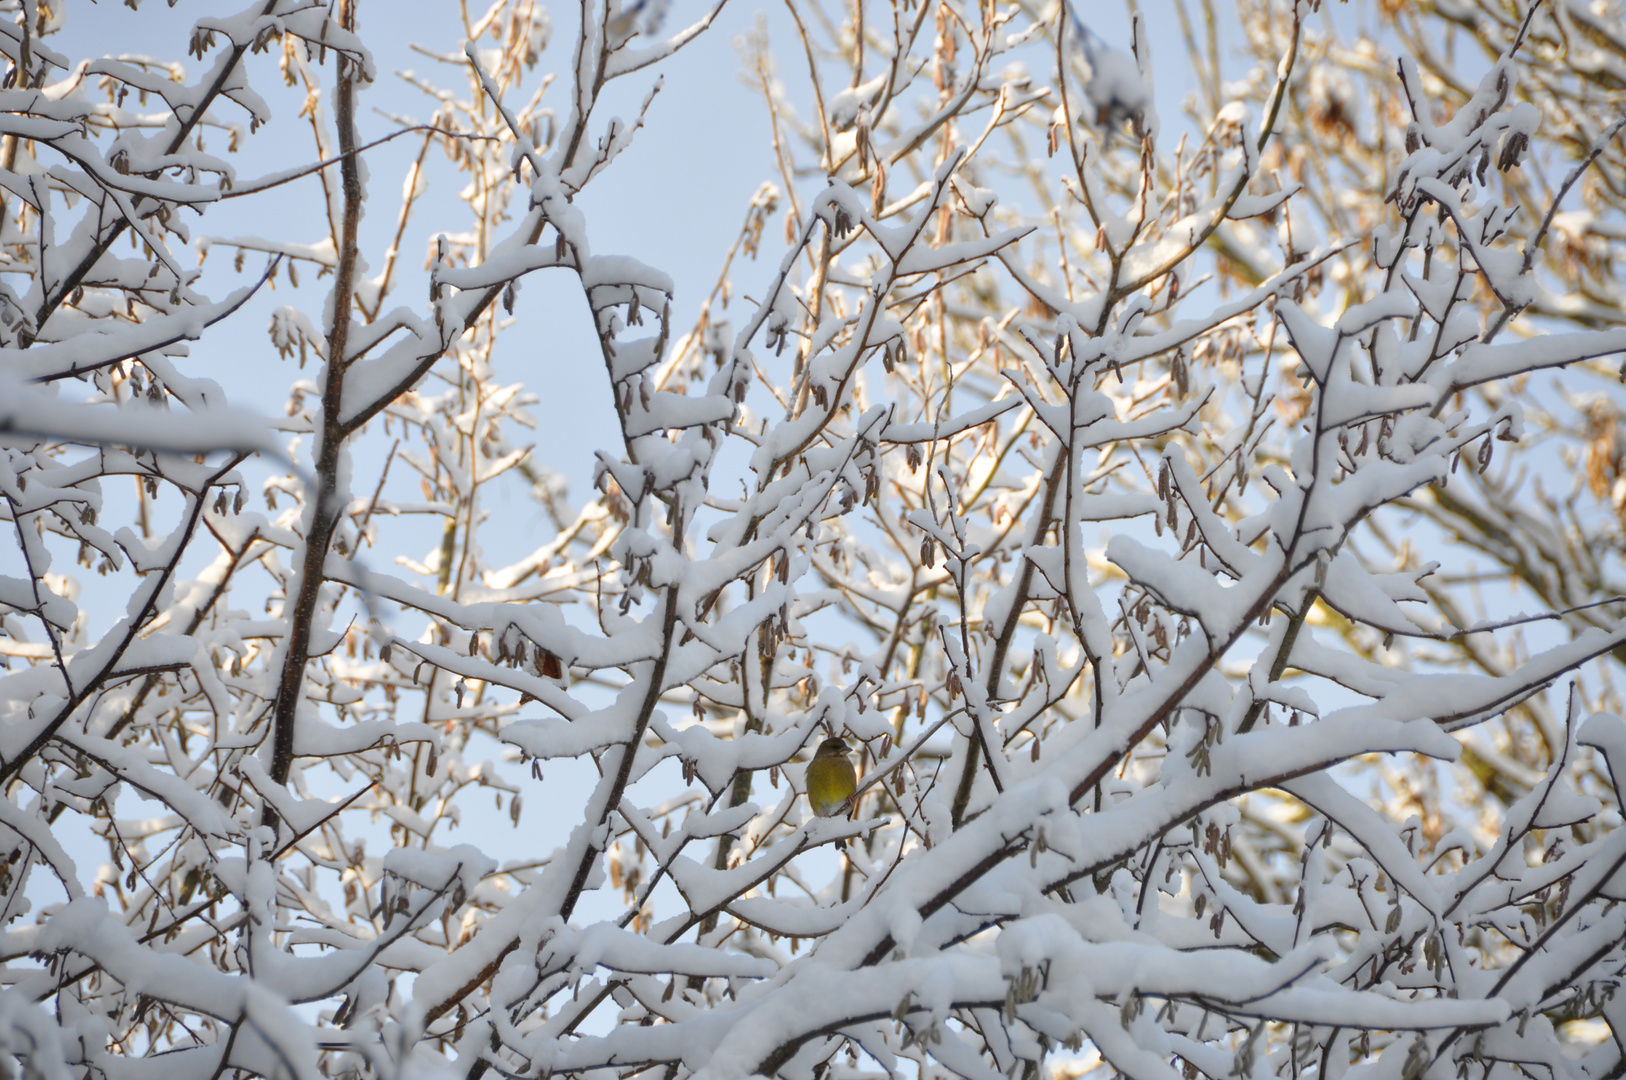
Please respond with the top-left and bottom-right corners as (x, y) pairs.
(539, 650), (563, 679)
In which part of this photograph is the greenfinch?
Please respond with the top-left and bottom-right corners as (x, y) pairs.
(805, 737), (858, 819)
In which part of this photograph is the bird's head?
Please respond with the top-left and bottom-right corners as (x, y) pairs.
(814, 737), (851, 758)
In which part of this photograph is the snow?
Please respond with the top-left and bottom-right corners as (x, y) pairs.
(1, 4), (1621, 1080)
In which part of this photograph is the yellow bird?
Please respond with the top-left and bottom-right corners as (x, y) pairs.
(805, 737), (858, 819)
